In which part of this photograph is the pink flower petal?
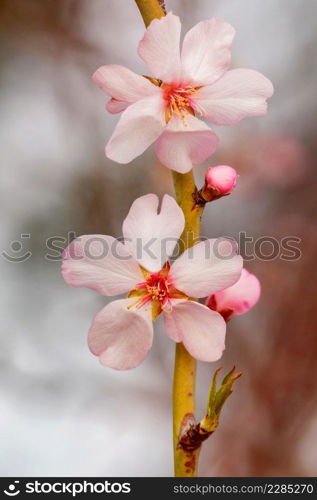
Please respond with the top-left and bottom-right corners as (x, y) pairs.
(212, 268), (261, 315)
(138, 12), (182, 83)
(88, 299), (153, 370)
(195, 69), (274, 125)
(169, 238), (243, 298)
(105, 94), (165, 163)
(122, 194), (185, 272)
(106, 98), (129, 114)
(181, 18), (235, 86)
(162, 298), (188, 341)
(155, 115), (219, 173)
(164, 301), (226, 362)
(62, 235), (143, 296)
(92, 64), (158, 108)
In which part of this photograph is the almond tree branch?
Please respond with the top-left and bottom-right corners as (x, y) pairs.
(134, 0), (205, 477)
(134, 0), (165, 25)
(172, 171), (204, 477)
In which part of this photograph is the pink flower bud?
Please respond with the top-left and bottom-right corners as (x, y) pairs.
(206, 269), (261, 321)
(205, 165), (238, 195)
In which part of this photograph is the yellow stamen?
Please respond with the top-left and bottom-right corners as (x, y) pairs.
(162, 84), (201, 124)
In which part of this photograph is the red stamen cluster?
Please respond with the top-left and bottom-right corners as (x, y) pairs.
(129, 263), (188, 318)
(135, 265), (172, 311)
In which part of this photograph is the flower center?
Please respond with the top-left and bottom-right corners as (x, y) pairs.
(162, 84), (199, 123)
(128, 263), (187, 319)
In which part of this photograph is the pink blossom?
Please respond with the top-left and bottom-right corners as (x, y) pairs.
(62, 194), (243, 370)
(93, 13), (273, 173)
(206, 268), (261, 321)
(205, 165), (238, 195)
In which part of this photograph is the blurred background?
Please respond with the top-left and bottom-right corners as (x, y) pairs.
(1, 0), (316, 477)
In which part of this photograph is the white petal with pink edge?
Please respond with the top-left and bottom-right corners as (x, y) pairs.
(138, 12), (182, 84)
(195, 69), (274, 125)
(105, 94), (165, 163)
(122, 194), (185, 272)
(181, 18), (235, 86)
(155, 115), (219, 173)
(92, 64), (159, 104)
(62, 235), (143, 296)
(169, 238), (243, 298)
(88, 298), (153, 370)
(164, 301), (226, 362)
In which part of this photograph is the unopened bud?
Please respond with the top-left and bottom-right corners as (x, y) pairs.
(206, 268), (261, 321)
(205, 165), (238, 196)
(195, 165), (238, 206)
